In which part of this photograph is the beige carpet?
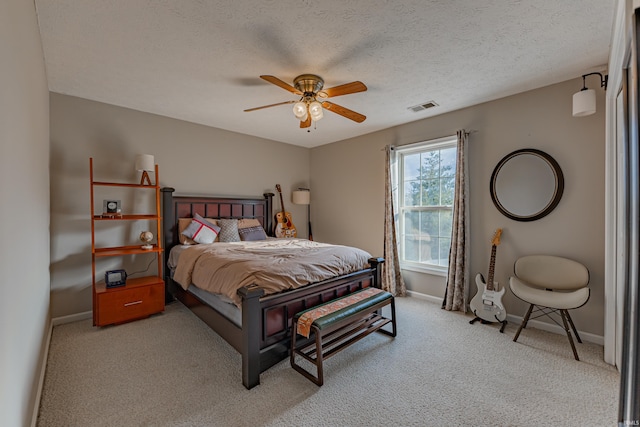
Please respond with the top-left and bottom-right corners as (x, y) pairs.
(37, 297), (619, 427)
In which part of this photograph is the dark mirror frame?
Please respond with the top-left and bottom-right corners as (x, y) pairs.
(490, 148), (564, 222)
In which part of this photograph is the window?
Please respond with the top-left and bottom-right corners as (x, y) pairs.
(396, 136), (457, 273)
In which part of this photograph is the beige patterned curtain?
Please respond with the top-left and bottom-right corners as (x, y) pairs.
(383, 145), (406, 296)
(443, 130), (469, 311)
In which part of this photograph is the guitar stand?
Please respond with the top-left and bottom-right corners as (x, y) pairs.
(469, 316), (507, 333)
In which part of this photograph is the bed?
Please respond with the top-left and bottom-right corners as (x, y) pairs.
(160, 187), (384, 389)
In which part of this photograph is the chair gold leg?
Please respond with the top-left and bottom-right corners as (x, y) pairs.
(513, 304), (534, 342)
(560, 310), (580, 361)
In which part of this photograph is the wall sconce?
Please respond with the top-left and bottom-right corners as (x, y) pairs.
(135, 154), (155, 185)
(292, 188), (312, 240)
(572, 72), (608, 117)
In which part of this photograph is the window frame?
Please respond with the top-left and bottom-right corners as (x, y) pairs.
(395, 135), (457, 276)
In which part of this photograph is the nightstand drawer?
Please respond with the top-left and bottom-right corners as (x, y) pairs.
(95, 280), (164, 326)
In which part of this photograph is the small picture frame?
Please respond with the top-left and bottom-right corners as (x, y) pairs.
(102, 200), (122, 218)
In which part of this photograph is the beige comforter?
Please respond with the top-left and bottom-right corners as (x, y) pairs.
(172, 239), (372, 306)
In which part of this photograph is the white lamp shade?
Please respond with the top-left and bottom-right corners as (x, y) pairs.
(572, 89), (596, 117)
(135, 154), (155, 172)
(292, 190), (310, 205)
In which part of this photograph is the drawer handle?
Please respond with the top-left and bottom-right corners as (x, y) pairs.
(124, 300), (143, 307)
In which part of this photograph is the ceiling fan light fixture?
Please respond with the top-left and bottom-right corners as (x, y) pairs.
(309, 100), (323, 121)
(248, 74), (367, 128)
(293, 101), (308, 120)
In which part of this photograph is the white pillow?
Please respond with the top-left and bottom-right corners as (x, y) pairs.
(181, 213), (221, 244)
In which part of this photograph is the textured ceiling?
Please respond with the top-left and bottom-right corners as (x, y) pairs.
(35, 0), (615, 148)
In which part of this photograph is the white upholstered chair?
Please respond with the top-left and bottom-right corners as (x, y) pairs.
(509, 255), (590, 360)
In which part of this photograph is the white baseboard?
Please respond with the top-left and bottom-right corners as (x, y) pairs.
(506, 313), (604, 346)
(405, 291), (604, 346)
(30, 319), (52, 427)
(405, 290), (443, 305)
(52, 310), (92, 326)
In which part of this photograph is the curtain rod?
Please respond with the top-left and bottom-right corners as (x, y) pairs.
(384, 130), (476, 151)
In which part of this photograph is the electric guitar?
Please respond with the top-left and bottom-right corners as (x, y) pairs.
(274, 184), (297, 238)
(470, 228), (506, 324)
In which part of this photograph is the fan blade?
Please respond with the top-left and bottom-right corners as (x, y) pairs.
(244, 100), (296, 112)
(300, 115), (312, 128)
(260, 75), (303, 95)
(321, 101), (366, 123)
(318, 81), (367, 98)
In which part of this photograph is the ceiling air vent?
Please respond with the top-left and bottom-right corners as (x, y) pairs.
(408, 101), (438, 112)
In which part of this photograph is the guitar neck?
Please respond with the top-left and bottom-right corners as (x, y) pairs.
(275, 184), (286, 215)
(487, 245), (497, 291)
(278, 192), (286, 214)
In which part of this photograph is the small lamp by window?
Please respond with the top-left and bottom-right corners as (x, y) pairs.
(292, 188), (312, 241)
(292, 189), (310, 205)
(135, 154), (155, 185)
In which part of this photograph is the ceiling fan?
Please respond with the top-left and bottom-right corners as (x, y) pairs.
(244, 74), (367, 128)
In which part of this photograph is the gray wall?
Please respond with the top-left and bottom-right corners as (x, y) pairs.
(1, 1), (51, 425)
(49, 76), (606, 339)
(51, 77), (607, 339)
(311, 78), (606, 337)
(49, 93), (311, 318)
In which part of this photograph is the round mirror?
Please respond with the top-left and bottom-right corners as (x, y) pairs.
(490, 148), (564, 221)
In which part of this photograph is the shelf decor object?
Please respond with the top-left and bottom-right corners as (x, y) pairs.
(89, 157), (164, 326)
(140, 231), (154, 250)
(102, 199), (122, 218)
(135, 154), (155, 186)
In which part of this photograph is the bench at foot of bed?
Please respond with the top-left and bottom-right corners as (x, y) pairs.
(290, 287), (396, 386)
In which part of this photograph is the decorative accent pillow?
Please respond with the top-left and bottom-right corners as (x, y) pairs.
(179, 217), (220, 244)
(238, 218), (262, 229)
(181, 213), (221, 244)
(239, 225), (268, 241)
(218, 218), (241, 242)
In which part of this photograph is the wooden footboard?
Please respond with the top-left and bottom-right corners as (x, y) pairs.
(161, 187), (384, 389)
(239, 257), (383, 388)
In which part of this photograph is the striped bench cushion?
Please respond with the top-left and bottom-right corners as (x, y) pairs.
(295, 287), (392, 338)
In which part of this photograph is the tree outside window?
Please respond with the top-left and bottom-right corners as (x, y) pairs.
(398, 138), (457, 270)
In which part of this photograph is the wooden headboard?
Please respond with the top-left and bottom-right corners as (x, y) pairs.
(160, 188), (274, 281)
